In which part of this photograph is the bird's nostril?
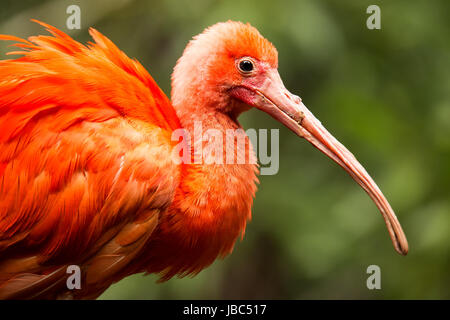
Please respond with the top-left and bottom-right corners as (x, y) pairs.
(284, 92), (302, 104)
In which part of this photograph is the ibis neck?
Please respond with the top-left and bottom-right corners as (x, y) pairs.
(147, 97), (259, 280)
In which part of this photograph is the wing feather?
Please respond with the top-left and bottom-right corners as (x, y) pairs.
(0, 21), (181, 298)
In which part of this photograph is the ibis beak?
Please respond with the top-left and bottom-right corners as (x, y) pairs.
(250, 69), (409, 255)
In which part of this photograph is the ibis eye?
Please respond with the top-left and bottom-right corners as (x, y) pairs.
(238, 59), (254, 74)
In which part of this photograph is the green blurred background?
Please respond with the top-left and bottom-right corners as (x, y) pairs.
(1, 0), (448, 299)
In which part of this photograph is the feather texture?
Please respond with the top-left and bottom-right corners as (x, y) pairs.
(0, 21), (181, 298)
(0, 20), (262, 299)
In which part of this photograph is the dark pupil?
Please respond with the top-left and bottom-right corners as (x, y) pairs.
(239, 60), (253, 72)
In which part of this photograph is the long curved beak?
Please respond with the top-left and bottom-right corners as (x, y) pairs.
(249, 69), (408, 255)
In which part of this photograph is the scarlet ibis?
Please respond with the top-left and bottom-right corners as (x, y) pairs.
(0, 20), (408, 299)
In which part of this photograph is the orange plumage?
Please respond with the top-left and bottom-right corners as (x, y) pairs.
(0, 20), (262, 299)
(0, 20), (408, 299)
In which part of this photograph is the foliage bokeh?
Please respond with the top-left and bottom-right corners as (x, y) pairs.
(1, 0), (448, 299)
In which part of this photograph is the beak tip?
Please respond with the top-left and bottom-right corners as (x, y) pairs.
(401, 246), (409, 256)
(396, 240), (409, 256)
